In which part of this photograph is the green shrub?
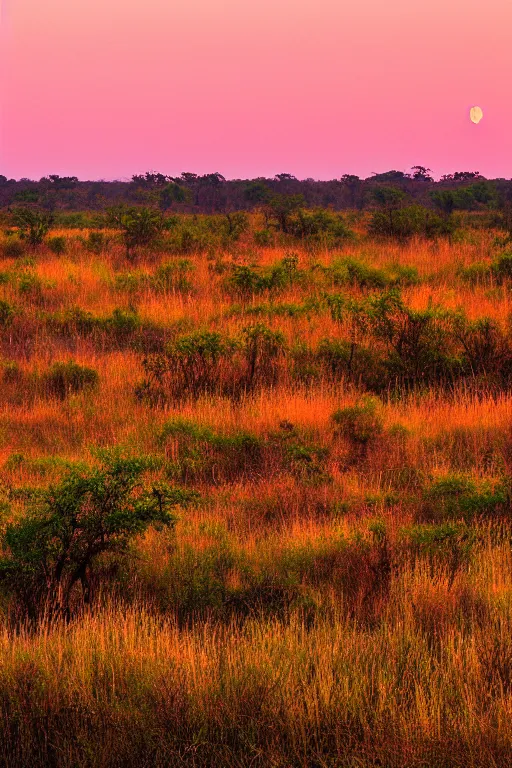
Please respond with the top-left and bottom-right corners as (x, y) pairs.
(0, 299), (15, 328)
(10, 208), (54, 247)
(101, 308), (141, 338)
(0, 453), (195, 618)
(369, 205), (454, 239)
(253, 228), (274, 247)
(161, 418), (264, 483)
(421, 474), (508, 521)
(458, 261), (491, 285)
(47, 236), (67, 255)
(2, 238), (25, 259)
(43, 360), (99, 399)
(83, 231), (108, 254)
(332, 396), (384, 445)
(153, 259), (194, 292)
(241, 323), (286, 389)
(402, 522), (475, 578)
(142, 330), (238, 402)
(226, 263), (288, 298)
(491, 253), (512, 284)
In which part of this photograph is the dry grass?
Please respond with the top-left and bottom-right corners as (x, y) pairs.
(0, 226), (511, 766)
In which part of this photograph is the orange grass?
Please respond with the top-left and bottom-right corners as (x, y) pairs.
(0, 228), (511, 765)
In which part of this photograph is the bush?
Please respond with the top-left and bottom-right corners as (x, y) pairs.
(43, 360), (99, 399)
(226, 263), (288, 298)
(0, 299), (15, 328)
(153, 259), (194, 292)
(458, 262), (491, 285)
(10, 208), (54, 247)
(369, 205), (454, 239)
(0, 453), (195, 618)
(421, 474), (508, 521)
(101, 308), (141, 339)
(142, 330), (238, 402)
(1, 238), (25, 259)
(491, 253), (512, 284)
(47, 236), (67, 255)
(242, 323), (286, 389)
(107, 206), (165, 259)
(332, 396), (384, 445)
(402, 522), (475, 580)
(362, 290), (461, 388)
(316, 338), (387, 391)
(83, 231), (108, 254)
(161, 419), (264, 483)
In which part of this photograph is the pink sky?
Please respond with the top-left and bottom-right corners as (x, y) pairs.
(1, 0), (511, 180)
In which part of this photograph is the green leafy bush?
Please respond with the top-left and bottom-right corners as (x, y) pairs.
(332, 396), (384, 445)
(421, 474), (508, 521)
(0, 453), (196, 617)
(161, 418), (264, 483)
(47, 236), (67, 255)
(43, 360), (99, 399)
(1, 238), (25, 259)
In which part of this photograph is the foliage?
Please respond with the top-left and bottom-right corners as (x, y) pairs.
(332, 396), (384, 445)
(10, 208), (54, 247)
(0, 454), (195, 616)
(107, 206), (165, 258)
(43, 361), (99, 399)
(47, 235), (67, 255)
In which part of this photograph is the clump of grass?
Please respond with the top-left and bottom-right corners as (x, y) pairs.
(332, 396), (384, 445)
(42, 360), (99, 399)
(47, 235), (67, 255)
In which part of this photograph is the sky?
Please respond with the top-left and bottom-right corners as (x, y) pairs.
(1, 0), (511, 181)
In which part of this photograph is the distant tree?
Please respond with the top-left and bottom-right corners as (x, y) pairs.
(370, 170), (407, 183)
(244, 181), (271, 205)
(341, 175), (362, 208)
(266, 194), (305, 233)
(275, 173), (298, 182)
(10, 207), (54, 247)
(14, 189), (40, 203)
(441, 171), (484, 183)
(44, 175), (79, 190)
(430, 189), (456, 216)
(107, 206), (165, 259)
(411, 166), (433, 182)
(372, 186), (406, 209)
(159, 182), (192, 211)
(180, 172), (199, 184)
(131, 172), (169, 187)
(370, 186), (408, 237)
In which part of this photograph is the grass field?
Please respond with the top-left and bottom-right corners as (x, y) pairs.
(0, 218), (511, 766)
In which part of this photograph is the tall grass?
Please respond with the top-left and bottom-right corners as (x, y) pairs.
(0, 222), (511, 765)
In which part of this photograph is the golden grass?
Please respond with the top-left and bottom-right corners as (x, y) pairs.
(0, 228), (512, 765)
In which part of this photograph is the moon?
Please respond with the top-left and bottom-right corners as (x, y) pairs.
(470, 106), (483, 124)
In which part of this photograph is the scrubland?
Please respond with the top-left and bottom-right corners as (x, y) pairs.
(0, 215), (512, 766)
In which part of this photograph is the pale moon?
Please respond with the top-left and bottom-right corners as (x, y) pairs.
(470, 106), (483, 124)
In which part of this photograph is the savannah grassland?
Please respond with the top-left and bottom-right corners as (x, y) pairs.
(1, 213), (512, 767)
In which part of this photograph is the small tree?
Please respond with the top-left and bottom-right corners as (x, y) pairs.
(265, 194), (305, 233)
(242, 323), (286, 388)
(10, 207), (54, 247)
(107, 206), (165, 259)
(0, 454), (196, 619)
(159, 183), (192, 211)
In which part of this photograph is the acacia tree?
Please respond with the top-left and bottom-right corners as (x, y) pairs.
(107, 206), (165, 259)
(10, 207), (54, 247)
(265, 194), (305, 233)
(0, 453), (196, 619)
